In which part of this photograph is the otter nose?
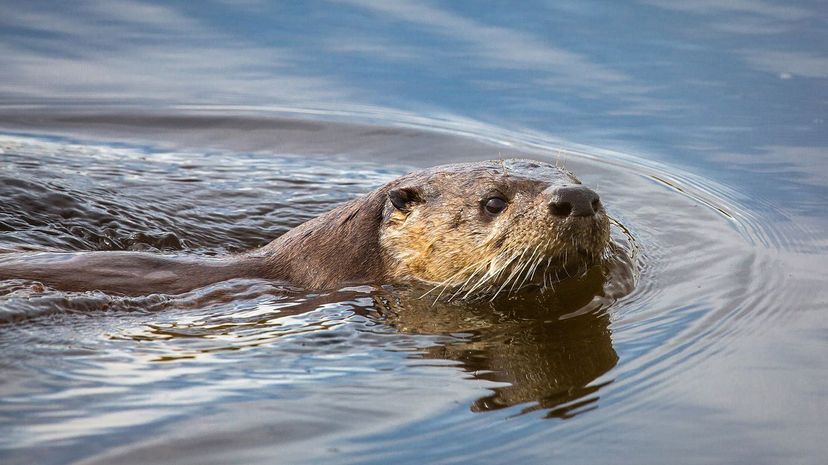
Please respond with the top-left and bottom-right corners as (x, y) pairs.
(547, 185), (601, 217)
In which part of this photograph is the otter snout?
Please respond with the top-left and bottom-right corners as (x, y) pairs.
(546, 185), (601, 217)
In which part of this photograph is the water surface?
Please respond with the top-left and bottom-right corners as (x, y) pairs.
(1, 1), (826, 464)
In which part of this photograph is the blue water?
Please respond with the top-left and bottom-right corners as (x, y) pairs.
(1, 1), (826, 464)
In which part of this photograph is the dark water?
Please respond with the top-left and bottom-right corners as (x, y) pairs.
(1, 2), (826, 465)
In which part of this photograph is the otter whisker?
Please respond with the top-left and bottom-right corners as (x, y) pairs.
(454, 255), (500, 299)
(486, 249), (518, 276)
(521, 249), (548, 291)
(448, 261), (491, 301)
(542, 255), (553, 289)
(499, 248), (531, 287)
(510, 244), (543, 294)
(492, 246), (535, 299)
(527, 255), (546, 287)
(464, 260), (506, 298)
(466, 249), (519, 299)
(420, 264), (472, 298)
(420, 259), (487, 302)
(524, 240), (550, 284)
(517, 243), (546, 288)
(453, 262), (486, 290)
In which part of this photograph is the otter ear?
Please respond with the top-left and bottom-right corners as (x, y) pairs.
(387, 186), (424, 213)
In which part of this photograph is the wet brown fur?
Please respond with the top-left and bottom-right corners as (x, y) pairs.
(0, 160), (610, 297)
(378, 160), (610, 299)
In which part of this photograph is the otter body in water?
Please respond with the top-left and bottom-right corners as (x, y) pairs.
(0, 160), (610, 298)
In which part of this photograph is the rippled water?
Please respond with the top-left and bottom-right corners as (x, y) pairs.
(1, 1), (827, 464)
(1, 116), (822, 464)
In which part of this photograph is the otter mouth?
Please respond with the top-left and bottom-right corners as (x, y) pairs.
(457, 250), (606, 302)
(537, 242), (606, 278)
(487, 218), (610, 300)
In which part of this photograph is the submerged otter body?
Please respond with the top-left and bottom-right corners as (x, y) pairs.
(0, 160), (610, 298)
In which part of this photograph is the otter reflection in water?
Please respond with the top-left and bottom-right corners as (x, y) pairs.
(378, 260), (626, 417)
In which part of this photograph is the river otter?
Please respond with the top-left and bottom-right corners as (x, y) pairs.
(0, 159), (609, 298)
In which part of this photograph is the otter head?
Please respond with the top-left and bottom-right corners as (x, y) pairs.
(379, 159), (610, 299)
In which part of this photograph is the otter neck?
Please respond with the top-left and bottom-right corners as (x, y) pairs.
(256, 189), (389, 289)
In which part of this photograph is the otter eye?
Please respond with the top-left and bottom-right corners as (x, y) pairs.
(484, 197), (508, 216)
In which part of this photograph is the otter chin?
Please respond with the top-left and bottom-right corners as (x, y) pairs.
(0, 159), (610, 299)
